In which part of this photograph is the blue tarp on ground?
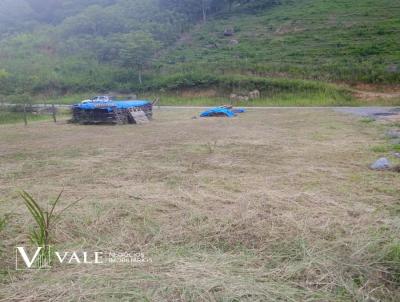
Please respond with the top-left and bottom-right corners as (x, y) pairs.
(73, 100), (151, 112)
(200, 107), (246, 118)
(232, 109), (246, 114)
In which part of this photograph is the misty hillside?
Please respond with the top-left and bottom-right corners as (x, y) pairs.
(0, 0), (399, 96)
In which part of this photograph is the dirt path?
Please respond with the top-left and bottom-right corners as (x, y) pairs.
(350, 83), (400, 101)
(353, 89), (400, 100)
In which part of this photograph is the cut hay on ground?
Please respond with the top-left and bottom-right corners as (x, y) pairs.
(0, 108), (399, 301)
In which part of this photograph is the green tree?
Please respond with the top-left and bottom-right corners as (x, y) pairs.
(226, 0), (235, 11)
(117, 32), (161, 85)
(158, 0), (216, 23)
(201, 0), (212, 23)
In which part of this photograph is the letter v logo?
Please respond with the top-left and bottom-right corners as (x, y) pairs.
(16, 247), (44, 270)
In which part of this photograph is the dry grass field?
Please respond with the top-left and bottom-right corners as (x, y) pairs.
(0, 108), (399, 301)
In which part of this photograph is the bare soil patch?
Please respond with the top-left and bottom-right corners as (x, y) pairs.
(351, 84), (400, 102)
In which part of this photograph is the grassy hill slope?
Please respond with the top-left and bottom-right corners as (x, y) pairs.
(159, 0), (400, 84)
(0, 0), (399, 106)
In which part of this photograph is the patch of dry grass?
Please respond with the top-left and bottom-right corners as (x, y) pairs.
(0, 109), (399, 301)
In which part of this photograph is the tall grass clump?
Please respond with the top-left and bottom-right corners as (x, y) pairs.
(143, 73), (348, 94)
(142, 73), (352, 101)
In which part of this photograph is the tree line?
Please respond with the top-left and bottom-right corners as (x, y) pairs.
(0, 0), (280, 98)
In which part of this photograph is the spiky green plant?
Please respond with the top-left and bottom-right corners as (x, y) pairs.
(19, 190), (80, 248)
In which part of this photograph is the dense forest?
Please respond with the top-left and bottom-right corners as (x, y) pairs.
(0, 0), (277, 96)
(0, 0), (399, 99)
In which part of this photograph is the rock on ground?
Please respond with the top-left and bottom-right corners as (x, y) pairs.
(386, 129), (400, 139)
(370, 157), (391, 170)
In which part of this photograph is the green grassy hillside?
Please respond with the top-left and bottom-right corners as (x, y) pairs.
(159, 0), (400, 84)
(0, 0), (399, 101)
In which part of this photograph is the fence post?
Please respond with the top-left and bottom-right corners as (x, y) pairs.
(52, 103), (57, 123)
(23, 104), (27, 126)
